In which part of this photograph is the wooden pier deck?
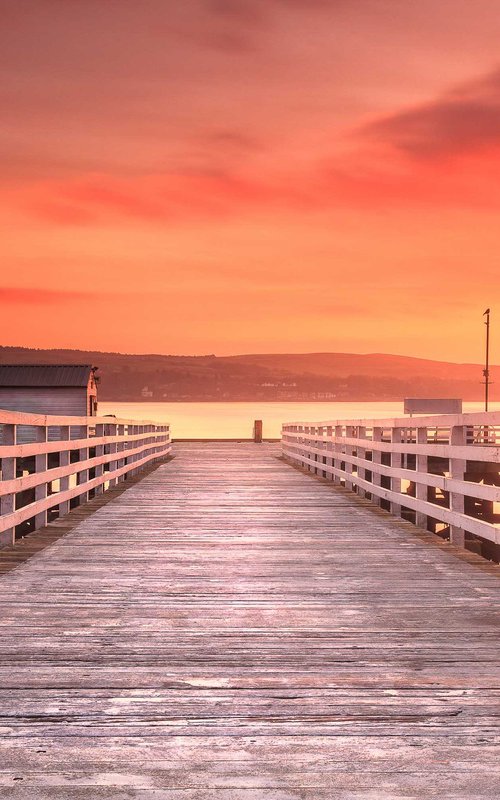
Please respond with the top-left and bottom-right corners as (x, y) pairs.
(0, 442), (499, 798)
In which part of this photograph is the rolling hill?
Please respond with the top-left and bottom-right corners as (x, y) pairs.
(0, 346), (497, 402)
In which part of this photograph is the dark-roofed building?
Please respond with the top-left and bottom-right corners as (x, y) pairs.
(0, 365), (98, 417)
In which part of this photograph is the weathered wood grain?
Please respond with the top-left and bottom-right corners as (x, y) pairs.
(0, 442), (499, 798)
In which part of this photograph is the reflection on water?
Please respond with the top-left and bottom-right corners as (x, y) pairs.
(99, 401), (500, 440)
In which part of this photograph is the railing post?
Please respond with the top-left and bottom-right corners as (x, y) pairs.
(345, 425), (355, 490)
(34, 425), (48, 530)
(136, 424), (141, 473)
(416, 427), (428, 529)
(117, 424), (126, 480)
(58, 426), (71, 516)
(308, 426), (314, 471)
(391, 427), (403, 517)
(107, 422), (118, 487)
(77, 422), (90, 504)
(302, 425), (311, 472)
(315, 427), (320, 473)
(137, 423), (143, 472)
(333, 425), (342, 485)
(295, 425), (301, 466)
(449, 425), (466, 547)
(127, 424), (135, 476)
(326, 425), (333, 480)
(0, 423), (16, 547)
(372, 427), (382, 503)
(357, 426), (366, 497)
(136, 424), (143, 473)
(94, 423), (105, 495)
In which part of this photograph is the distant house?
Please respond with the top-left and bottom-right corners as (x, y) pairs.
(0, 365), (99, 417)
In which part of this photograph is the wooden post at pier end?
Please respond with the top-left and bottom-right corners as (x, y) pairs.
(254, 419), (263, 443)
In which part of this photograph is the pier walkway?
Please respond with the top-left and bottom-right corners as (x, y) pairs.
(0, 442), (499, 798)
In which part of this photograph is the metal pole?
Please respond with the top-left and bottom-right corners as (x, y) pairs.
(483, 308), (490, 412)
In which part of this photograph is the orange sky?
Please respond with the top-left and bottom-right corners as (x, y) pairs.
(1, 0), (500, 362)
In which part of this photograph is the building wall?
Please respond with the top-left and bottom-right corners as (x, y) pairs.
(0, 387), (89, 417)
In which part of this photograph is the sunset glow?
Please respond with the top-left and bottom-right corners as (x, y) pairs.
(1, 0), (500, 360)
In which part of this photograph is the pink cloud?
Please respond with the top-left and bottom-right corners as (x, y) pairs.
(7, 139), (500, 227)
(362, 66), (500, 158)
(10, 171), (299, 225)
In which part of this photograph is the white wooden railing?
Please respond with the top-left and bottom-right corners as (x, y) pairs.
(282, 411), (500, 556)
(0, 410), (171, 548)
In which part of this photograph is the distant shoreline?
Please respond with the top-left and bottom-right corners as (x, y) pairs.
(100, 399), (494, 405)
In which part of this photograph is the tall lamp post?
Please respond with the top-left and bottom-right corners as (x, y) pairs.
(483, 308), (491, 412)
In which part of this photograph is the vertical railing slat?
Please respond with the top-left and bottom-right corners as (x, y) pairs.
(34, 425), (48, 529)
(0, 424), (16, 547)
(450, 424), (466, 547)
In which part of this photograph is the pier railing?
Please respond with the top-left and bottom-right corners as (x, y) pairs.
(0, 410), (171, 547)
(282, 411), (500, 558)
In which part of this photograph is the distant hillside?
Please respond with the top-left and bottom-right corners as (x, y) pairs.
(220, 352), (496, 382)
(0, 346), (497, 402)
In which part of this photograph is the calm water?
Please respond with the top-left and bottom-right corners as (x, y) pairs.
(99, 401), (500, 440)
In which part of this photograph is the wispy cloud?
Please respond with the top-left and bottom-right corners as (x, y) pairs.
(0, 287), (95, 304)
(200, 0), (341, 51)
(9, 140), (500, 227)
(362, 67), (500, 157)
(206, 0), (266, 25)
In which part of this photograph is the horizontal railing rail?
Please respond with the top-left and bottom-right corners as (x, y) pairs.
(282, 411), (500, 558)
(0, 410), (171, 547)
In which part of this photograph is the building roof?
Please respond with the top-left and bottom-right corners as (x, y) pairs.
(0, 365), (95, 388)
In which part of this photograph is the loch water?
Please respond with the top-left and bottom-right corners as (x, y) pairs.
(99, 401), (500, 439)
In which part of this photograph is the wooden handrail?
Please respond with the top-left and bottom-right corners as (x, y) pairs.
(284, 410), (500, 429)
(282, 412), (500, 554)
(0, 409), (169, 426)
(0, 410), (171, 547)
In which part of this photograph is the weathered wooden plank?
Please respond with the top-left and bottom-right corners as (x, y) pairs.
(0, 442), (498, 798)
